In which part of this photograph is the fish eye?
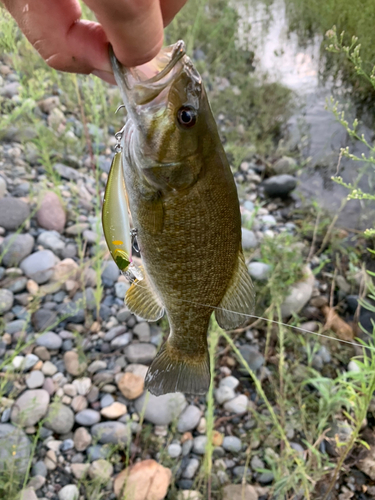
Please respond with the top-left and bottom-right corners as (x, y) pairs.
(177, 106), (197, 128)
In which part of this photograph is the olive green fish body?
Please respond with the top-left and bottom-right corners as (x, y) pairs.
(110, 41), (254, 396)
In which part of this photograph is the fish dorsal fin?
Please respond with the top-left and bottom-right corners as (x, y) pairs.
(215, 250), (255, 330)
(125, 266), (165, 321)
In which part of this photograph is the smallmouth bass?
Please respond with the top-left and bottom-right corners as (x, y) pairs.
(106, 41), (255, 396)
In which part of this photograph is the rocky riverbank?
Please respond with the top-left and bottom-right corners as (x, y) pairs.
(0, 35), (374, 500)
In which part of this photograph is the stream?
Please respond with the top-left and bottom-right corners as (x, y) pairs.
(238, 0), (375, 231)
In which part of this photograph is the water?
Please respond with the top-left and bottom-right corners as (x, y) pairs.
(238, 0), (375, 230)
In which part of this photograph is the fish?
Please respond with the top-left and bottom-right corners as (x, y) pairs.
(109, 40), (255, 396)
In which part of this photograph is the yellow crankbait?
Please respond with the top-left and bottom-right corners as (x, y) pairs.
(102, 150), (132, 272)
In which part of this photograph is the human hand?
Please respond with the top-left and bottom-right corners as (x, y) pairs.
(2, 0), (188, 84)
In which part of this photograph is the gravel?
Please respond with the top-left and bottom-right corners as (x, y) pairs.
(36, 331), (62, 350)
(0, 423), (31, 475)
(134, 392), (187, 426)
(0, 197), (30, 230)
(177, 405), (202, 433)
(222, 436), (242, 453)
(20, 250), (58, 284)
(0, 233), (34, 267)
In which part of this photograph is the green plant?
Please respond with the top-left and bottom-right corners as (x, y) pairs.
(281, 0), (375, 97)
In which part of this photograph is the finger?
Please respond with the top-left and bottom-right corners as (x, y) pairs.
(160, 0), (189, 26)
(82, 0), (164, 67)
(2, 0), (112, 74)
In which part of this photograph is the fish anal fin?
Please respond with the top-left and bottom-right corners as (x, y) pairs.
(125, 267), (164, 321)
(145, 341), (210, 396)
(215, 250), (255, 330)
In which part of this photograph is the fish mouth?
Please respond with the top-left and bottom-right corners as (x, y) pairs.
(110, 41), (186, 107)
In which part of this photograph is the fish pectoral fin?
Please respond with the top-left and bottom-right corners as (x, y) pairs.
(145, 341), (210, 396)
(215, 250), (255, 330)
(125, 267), (165, 321)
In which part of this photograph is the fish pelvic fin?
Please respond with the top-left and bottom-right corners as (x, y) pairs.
(215, 249), (255, 329)
(125, 267), (165, 321)
(144, 341), (210, 396)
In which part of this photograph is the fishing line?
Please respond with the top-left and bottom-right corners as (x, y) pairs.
(128, 277), (374, 352)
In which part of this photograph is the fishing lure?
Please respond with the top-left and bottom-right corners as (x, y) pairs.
(102, 140), (133, 272)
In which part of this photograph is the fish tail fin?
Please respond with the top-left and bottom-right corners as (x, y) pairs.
(144, 341), (210, 397)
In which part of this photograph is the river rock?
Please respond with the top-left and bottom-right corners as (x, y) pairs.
(45, 403), (75, 434)
(222, 436), (242, 453)
(0, 81), (20, 97)
(64, 351), (87, 376)
(118, 372), (144, 400)
(0, 423), (31, 475)
(125, 363), (149, 379)
(37, 231), (65, 255)
(134, 392), (186, 426)
(280, 266), (314, 317)
(220, 376), (240, 390)
(193, 436), (207, 454)
(26, 371), (45, 389)
(0, 288), (14, 314)
(52, 258), (79, 283)
(177, 491), (202, 500)
(182, 458), (199, 479)
(72, 377), (91, 395)
(223, 395), (249, 414)
(58, 484), (79, 500)
(114, 459), (171, 500)
(125, 343), (157, 364)
(54, 163), (80, 181)
(0, 197), (30, 230)
(91, 421), (130, 444)
(263, 174), (297, 197)
(32, 309), (58, 331)
(36, 331), (62, 350)
(115, 281), (130, 299)
(0, 233), (34, 267)
(177, 405), (202, 432)
(88, 360), (107, 374)
(239, 345), (265, 372)
(20, 250), (58, 284)
(39, 96), (60, 113)
(73, 427), (92, 451)
(11, 389), (50, 427)
(241, 228), (258, 250)
(5, 319), (26, 334)
(89, 459), (113, 481)
(36, 191), (66, 233)
(248, 262), (271, 280)
(222, 484), (258, 500)
(272, 156), (297, 175)
(133, 322), (151, 342)
(101, 402), (127, 419)
(0, 175), (6, 198)
(19, 488), (38, 500)
(101, 260), (119, 283)
(215, 386), (235, 405)
(168, 443), (182, 458)
(75, 409), (101, 426)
